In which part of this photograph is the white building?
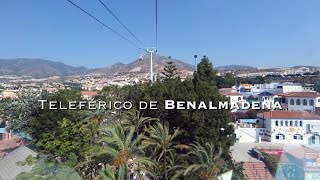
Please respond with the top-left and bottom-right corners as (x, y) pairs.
(258, 91), (275, 104)
(220, 92), (245, 105)
(257, 111), (320, 145)
(235, 111), (320, 145)
(250, 83), (304, 95)
(278, 92), (320, 114)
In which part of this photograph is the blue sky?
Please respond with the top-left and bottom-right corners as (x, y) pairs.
(1, 0), (320, 68)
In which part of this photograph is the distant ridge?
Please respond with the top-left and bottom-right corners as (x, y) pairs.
(0, 58), (87, 78)
(0, 56), (194, 78)
(215, 65), (257, 71)
(88, 54), (194, 75)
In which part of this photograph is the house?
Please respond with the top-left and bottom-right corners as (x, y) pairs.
(251, 83), (304, 95)
(0, 146), (37, 180)
(257, 111), (320, 145)
(0, 90), (18, 99)
(235, 111), (320, 144)
(81, 91), (98, 100)
(258, 91), (275, 104)
(220, 92), (245, 105)
(277, 92), (320, 114)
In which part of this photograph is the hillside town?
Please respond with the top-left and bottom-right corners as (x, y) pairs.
(1, 0), (320, 179)
(0, 63), (320, 179)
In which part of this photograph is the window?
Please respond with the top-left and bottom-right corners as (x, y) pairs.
(285, 121), (288, 126)
(296, 99), (301, 105)
(293, 134), (303, 140)
(280, 121), (283, 126)
(300, 121), (303, 127)
(238, 97), (242, 101)
(303, 99), (307, 105)
(295, 121), (298, 126)
(276, 133), (285, 140)
(318, 99), (320, 103)
(290, 99), (294, 105)
(275, 121), (278, 126)
(309, 99), (314, 106)
(290, 121), (293, 126)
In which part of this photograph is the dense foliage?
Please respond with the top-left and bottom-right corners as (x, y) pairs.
(0, 56), (244, 179)
(262, 152), (278, 175)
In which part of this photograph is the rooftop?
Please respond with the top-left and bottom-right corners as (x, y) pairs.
(287, 146), (319, 160)
(81, 91), (98, 97)
(0, 146), (37, 180)
(277, 91), (320, 98)
(220, 92), (242, 96)
(257, 111), (320, 119)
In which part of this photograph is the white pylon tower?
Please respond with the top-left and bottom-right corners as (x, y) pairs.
(145, 47), (157, 83)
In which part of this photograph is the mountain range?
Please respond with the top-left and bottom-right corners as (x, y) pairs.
(0, 56), (194, 78)
(1, 58), (317, 78)
(0, 58), (87, 78)
(88, 54), (194, 76)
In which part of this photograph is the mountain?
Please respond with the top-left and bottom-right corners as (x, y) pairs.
(0, 58), (87, 78)
(89, 55), (194, 75)
(215, 65), (257, 71)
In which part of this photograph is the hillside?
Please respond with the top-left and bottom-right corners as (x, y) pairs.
(0, 58), (87, 78)
(88, 55), (194, 75)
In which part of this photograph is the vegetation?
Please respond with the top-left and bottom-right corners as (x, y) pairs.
(0, 56), (244, 179)
(161, 57), (178, 80)
(262, 152), (278, 175)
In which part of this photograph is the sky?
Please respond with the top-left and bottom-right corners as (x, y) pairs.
(1, 0), (320, 68)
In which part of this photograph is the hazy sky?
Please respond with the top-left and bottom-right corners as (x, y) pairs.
(1, 0), (320, 68)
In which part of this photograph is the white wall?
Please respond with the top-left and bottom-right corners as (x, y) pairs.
(287, 97), (316, 112)
(269, 119), (320, 144)
(316, 97), (320, 108)
(235, 127), (267, 143)
(228, 95), (244, 105)
(282, 85), (303, 93)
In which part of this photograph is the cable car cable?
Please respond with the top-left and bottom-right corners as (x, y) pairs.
(65, 0), (141, 49)
(97, 0), (145, 47)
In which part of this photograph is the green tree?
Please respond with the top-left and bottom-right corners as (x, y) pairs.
(194, 55), (218, 84)
(162, 57), (178, 80)
(142, 122), (183, 180)
(0, 89), (48, 133)
(182, 141), (227, 180)
(122, 110), (159, 134)
(35, 118), (91, 160)
(92, 125), (156, 179)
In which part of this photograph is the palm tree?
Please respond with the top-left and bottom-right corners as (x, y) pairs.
(94, 125), (156, 179)
(76, 109), (110, 144)
(122, 110), (159, 134)
(182, 141), (227, 180)
(96, 167), (116, 180)
(142, 122), (182, 180)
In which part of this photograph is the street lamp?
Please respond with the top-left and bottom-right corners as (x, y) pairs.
(194, 55), (198, 72)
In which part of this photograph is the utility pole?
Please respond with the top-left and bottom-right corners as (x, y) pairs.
(194, 54), (198, 72)
(146, 47), (157, 83)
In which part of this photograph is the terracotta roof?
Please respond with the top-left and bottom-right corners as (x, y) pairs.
(277, 91), (320, 98)
(257, 111), (320, 119)
(220, 92), (242, 96)
(218, 88), (232, 93)
(81, 91), (98, 97)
